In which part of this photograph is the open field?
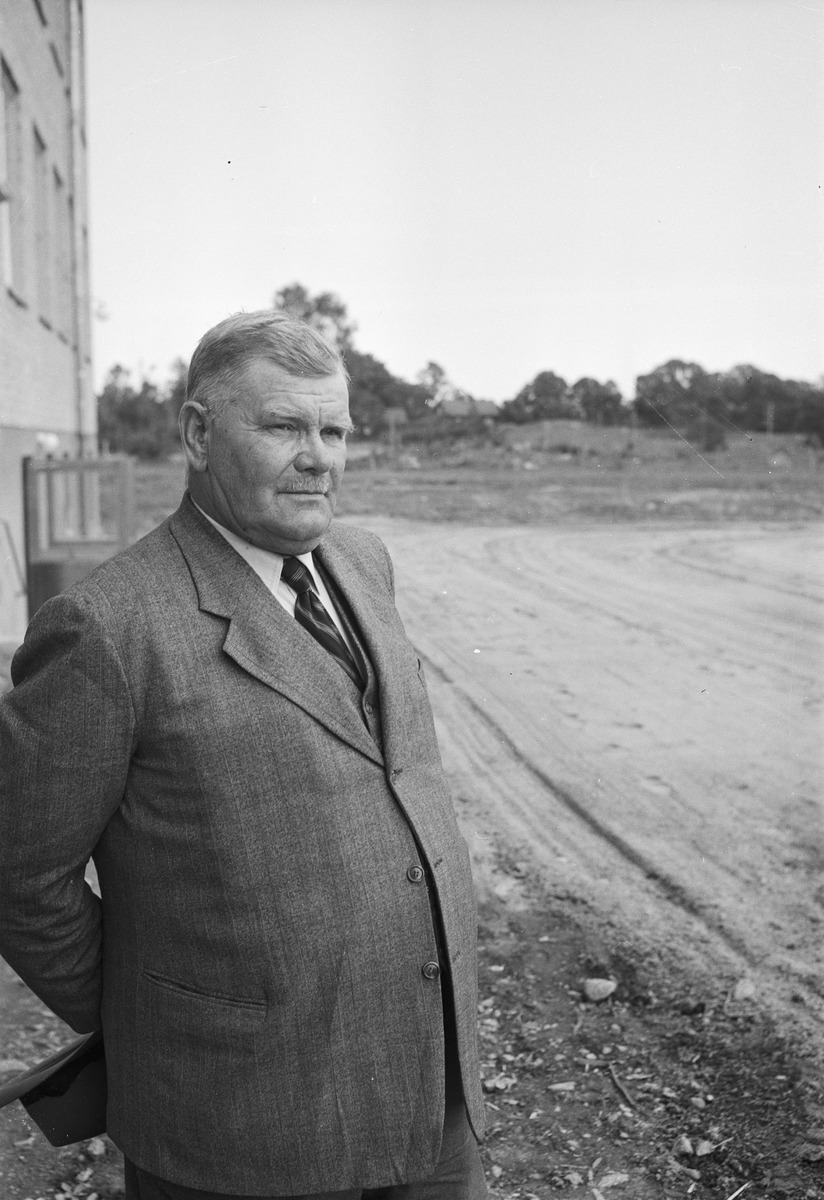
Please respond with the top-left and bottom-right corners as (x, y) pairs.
(2, 433), (823, 1197)
(129, 427), (824, 540)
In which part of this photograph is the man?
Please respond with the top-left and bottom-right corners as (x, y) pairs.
(0, 312), (487, 1199)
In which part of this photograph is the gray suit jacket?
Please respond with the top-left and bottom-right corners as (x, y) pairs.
(0, 497), (483, 1194)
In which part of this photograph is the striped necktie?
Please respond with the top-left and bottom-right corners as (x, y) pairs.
(280, 557), (364, 690)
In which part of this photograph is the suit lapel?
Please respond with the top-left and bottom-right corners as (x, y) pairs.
(315, 527), (411, 770)
(169, 499), (383, 766)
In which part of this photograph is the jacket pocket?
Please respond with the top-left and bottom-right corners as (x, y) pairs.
(142, 969), (267, 1018)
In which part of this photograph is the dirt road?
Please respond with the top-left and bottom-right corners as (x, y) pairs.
(352, 517), (824, 1045)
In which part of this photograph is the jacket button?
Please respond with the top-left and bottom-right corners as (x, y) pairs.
(364, 701), (373, 714)
(422, 961), (441, 981)
(407, 865), (424, 883)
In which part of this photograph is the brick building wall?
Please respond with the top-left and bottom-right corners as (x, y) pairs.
(0, 0), (93, 642)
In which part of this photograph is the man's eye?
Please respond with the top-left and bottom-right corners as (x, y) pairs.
(323, 428), (347, 440)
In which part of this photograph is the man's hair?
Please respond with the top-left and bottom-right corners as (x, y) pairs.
(186, 310), (347, 412)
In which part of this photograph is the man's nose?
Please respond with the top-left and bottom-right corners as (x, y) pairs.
(293, 430), (334, 472)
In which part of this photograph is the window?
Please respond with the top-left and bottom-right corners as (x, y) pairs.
(0, 60), (25, 296)
(34, 126), (51, 322)
(52, 167), (71, 337)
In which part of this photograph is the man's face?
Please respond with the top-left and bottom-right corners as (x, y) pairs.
(187, 357), (352, 556)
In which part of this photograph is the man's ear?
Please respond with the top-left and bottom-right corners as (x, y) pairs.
(179, 401), (211, 474)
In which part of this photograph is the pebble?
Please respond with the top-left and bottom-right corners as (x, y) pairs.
(583, 978), (617, 1002)
(732, 977), (756, 1001)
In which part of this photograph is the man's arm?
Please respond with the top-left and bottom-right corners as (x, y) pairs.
(0, 590), (135, 1031)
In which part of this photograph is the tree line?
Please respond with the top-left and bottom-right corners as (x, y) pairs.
(97, 284), (824, 457)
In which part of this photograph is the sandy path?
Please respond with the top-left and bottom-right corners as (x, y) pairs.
(350, 517), (824, 1031)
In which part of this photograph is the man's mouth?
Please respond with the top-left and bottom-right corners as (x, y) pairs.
(280, 486), (329, 495)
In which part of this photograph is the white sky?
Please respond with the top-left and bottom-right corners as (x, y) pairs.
(86, 0), (823, 401)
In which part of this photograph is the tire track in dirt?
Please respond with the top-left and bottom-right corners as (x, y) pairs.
(424, 648), (755, 958)
(349, 517), (824, 1047)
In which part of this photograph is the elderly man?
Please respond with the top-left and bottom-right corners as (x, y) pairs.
(0, 312), (486, 1200)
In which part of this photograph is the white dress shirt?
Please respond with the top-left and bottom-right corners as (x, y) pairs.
(194, 503), (356, 656)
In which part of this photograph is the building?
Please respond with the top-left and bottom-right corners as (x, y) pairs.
(439, 396), (499, 420)
(0, 0), (93, 644)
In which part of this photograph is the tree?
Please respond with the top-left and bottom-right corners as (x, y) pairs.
(633, 360), (703, 426)
(346, 350), (430, 436)
(718, 365), (824, 438)
(788, 380), (824, 441)
(630, 360), (824, 446)
(273, 282), (356, 351)
(97, 367), (171, 458)
(271, 283), (435, 435)
(416, 362), (449, 405)
(633, 360), (726, 450)
(568, 377), (626, 426)
(97, 362), (189, 458)
(500, 371), (573, 423)
(165, 357), (189, 422)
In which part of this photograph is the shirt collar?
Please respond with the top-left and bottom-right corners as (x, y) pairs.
(192, 501), (314, 593)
